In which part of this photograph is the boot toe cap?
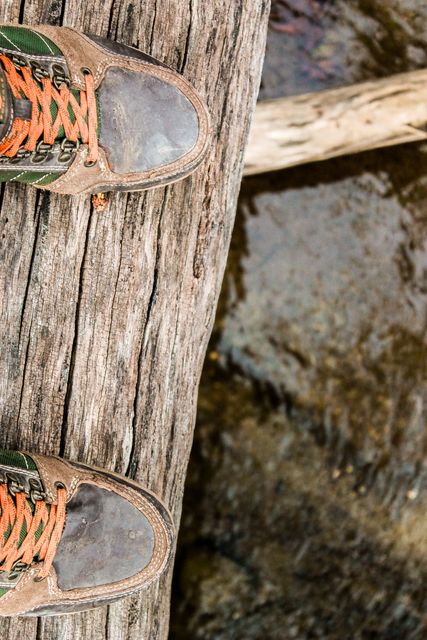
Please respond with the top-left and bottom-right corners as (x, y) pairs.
(53, 480), (172, 591)
(98, 66), (202, 175)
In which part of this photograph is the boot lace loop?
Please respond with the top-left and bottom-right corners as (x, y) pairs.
(0, 54), (98, 164)
(0, 482), (67, 580)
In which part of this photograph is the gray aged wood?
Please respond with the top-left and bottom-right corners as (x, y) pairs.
(0, 1), (270, 638)
(245, 69), (427, 175)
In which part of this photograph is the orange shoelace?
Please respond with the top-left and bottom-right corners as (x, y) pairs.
(0, 483), (67, 580)
(0, 54), (98, 164)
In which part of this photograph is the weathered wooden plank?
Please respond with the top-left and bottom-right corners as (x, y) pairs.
(0, 1), (270, 639)
(245, 69), (427, 175)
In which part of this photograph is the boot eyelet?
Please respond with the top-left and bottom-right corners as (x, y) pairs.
(31, 141), (52, 164)
(58, 138), (80, 163)
(52, 63), (70, 90)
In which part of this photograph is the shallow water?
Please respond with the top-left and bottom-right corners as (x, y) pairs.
(171, 2), (427, 638)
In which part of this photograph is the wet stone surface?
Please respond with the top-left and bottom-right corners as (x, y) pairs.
(219, 149), (427, 509)
(171, 1), (427, 638)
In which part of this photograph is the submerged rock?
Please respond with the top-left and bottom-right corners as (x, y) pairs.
(219, 148), (427, 504)
(172, 367), (427, 639)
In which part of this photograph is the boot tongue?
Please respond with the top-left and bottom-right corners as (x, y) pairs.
(0, 62), (33, 145)
(0, 78), (5, 122)
(0, 63), (13, 141)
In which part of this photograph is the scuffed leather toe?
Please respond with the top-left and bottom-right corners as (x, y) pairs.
(98, 66), (200, 174)
(53, 483), (155, 590)
(0, 452), (175, 617)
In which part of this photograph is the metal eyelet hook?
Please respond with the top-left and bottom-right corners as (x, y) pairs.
(8, 561), (29, 581)
(30, 61), (50, 83)
(11, 53), (28, 69)
(10, 146), (31, 164)
(31, 140), (52, 164)
(58, 138), (80, 164)
(6, 473), (25, 496)
(52, 63), (70, 91)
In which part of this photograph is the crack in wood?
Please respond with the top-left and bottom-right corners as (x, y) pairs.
(59, 207), (93, 457)
(18, 191), (42, 344)
(148, 1), (158, 54)
(180, 0), (193, 74)
(16, 314), (33, 432)
(126, 195), (167, 478)
(98, 209), (126, 416)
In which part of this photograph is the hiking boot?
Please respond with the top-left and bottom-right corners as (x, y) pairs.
(0, 449), (175, 616)
(0, 24), (210, 194)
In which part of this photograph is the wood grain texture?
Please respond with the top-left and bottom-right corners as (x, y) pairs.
(245, 69), (427, 175)
(0, 1), (270, 638)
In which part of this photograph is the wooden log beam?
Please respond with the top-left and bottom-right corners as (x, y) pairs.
(0, 1), (270, 639)
(244, 69), (427, 175)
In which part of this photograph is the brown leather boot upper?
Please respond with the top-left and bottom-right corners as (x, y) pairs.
(0, 24), (210, 194)
(0, 450), (174, 616)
